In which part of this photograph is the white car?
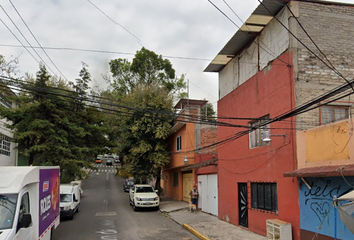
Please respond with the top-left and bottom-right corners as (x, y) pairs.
(129, 184), (159, 211)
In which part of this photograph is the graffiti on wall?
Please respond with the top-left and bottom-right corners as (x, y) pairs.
(299, 177), (354, 239)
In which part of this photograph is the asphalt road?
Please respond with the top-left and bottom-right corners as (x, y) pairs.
(53, 163), (198, 240)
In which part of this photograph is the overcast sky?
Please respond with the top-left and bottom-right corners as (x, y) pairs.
(0, 0), (353, 111)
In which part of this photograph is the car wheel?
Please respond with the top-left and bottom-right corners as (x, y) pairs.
(132, 202), (138, 211)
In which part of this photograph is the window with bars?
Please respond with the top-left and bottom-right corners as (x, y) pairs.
(0, 134), (11, 156)
(321, 105), (349, 125)
(172, 172), (179, 187)
(176, 135), (182, 151)
(251, 182), (278, 212)
(249, 115), (270, 148)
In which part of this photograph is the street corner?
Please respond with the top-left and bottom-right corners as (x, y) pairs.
(182, 223), (211, 240)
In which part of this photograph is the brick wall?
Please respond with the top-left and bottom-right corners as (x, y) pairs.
(292, 2), (354, 131)
(200, 125), (218, 155)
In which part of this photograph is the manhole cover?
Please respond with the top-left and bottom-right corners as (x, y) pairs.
(95, 212), (117, 216)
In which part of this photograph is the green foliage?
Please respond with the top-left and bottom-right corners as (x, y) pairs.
(201, 102), (216, 121)
(106, 48), (184, 183)
(0, 64), (107, 182)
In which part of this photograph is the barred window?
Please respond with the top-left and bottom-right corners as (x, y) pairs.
(249, 115), (270, 148)
(0, 134), (11, 156)
(321, 105), (349, 125)
(251, 182), (277, 212)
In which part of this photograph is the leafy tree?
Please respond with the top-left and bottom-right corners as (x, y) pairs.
(201, 102), (216, 121)
(106, 47), (186, 187)
(0, 64), (106, 182)
(0, 55), (19, 77)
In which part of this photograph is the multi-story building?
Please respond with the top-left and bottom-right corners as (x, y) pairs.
(205, 0), (354, 239)
(162, 99), (218, 215)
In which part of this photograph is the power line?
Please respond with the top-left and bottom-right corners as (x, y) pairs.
(257, 0), (354, 92)
(0, 44), (213, 62)
(206, 0), (291, 67)
(0, 5), (59, 79)
(8, 0), (68, 81)
(86, 0), (143, 47)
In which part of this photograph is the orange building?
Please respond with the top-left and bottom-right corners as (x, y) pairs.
(162, 99), (218, 215)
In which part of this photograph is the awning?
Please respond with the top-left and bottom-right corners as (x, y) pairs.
(182, 158), (218, 171)
(284, 165), (354, 178)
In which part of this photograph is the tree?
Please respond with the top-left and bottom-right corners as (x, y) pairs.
(0, 64), (107, 182)
(201, 102), (216, 121)
(106, 47), (186, 187)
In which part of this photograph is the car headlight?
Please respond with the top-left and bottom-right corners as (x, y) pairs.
(154, 197), (159, 201)
(63, 206), (70, 210)
(136, 197), (142, 201)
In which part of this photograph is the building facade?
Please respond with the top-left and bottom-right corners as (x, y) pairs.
(163, 99), (218, 215)
(0, 86), (18, 166)
(205, 0), (354, 239)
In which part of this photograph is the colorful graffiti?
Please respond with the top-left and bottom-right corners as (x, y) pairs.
(299, 177), (354, 239)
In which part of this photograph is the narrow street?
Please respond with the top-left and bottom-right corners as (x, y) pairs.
(52, 162), (198, 240)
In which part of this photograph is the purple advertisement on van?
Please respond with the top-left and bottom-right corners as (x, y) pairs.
(39, 168), (60, 236)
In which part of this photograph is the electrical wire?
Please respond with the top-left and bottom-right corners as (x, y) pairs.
(8, 0), (68, 81)
(0, 5), (59, 79)
(86, 0), (143, 46)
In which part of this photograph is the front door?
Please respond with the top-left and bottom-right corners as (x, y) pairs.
(238, 183), (248, 228)
(182, 172), (193, 202)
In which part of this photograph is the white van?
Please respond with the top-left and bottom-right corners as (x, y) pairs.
(59, 184), (82, 220)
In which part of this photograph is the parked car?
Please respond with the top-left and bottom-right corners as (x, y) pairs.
(106, 159), (112, 166)
(60, 184), (82, 220)
(123, 179), (134, 192)
(95, 159), (102, 164)
(114, 158), (120, 163)
(129, 184), (159, 211)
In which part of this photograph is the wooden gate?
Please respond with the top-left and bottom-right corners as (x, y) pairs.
(182, 172), (194, 202)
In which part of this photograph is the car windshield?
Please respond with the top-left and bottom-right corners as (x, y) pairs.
(126, 180), (134, 185)
(60, 194), (72, 203)
(0, 194), (18, 230)
(136, 186), (154, 193)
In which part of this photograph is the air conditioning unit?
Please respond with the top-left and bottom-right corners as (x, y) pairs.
(266, 219), (292, 240)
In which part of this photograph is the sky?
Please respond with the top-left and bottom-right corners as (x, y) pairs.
(0, 0), (353, 111)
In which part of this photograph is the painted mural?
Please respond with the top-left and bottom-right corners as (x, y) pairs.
(299, 177), (354, 239)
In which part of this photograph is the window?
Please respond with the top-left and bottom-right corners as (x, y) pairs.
(172, 172), (179, 187)
(17, 192), (30, 232)
(176, 135), (182, 151)
(249, 115), (270, 148)
(321, 105), (349, 125)
(0, 134), (11, 156)
(251, 182), (277, 212)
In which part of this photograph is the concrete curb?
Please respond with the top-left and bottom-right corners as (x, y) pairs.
(182, 223), (211, 240)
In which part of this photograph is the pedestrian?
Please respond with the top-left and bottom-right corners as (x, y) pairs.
(189, 185), (198, 212)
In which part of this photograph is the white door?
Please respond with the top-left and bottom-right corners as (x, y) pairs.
(198, 174), (218, 216)
(207, 174), (218, 216)
(197, 175), (208, 211)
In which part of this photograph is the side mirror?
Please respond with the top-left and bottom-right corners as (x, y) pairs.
(20, 213), (32, 228)
(155, 190), (158, 193)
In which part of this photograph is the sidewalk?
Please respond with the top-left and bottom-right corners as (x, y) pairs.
(159, 197), (267, 240)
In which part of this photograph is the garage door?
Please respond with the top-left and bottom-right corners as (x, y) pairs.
(182, 173), (194, 202)
(198, 174), (218, 216)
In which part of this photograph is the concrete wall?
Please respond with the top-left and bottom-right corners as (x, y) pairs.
(219, 8), (289, 99)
